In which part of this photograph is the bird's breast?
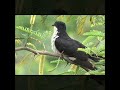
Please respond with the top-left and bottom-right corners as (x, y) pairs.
(51, 30), (60, 54)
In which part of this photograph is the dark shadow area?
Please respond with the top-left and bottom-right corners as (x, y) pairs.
(51, 9), (68, 14)
(15, 0), (105, 14)
(15, 76), (105, 90)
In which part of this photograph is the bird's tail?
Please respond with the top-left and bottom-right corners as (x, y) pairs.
(89, 55), (100, 62)
(88, 54), (105, 62)
(75, 59), (97, 70)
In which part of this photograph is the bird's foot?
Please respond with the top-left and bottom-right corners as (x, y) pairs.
(34, 51), (40, 56)
(59, 51), (64, 59)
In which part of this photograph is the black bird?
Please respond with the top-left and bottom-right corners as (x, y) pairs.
(51, 21), (101, 70)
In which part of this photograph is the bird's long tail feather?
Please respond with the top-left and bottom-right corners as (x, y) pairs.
(89, 54), (105, 62)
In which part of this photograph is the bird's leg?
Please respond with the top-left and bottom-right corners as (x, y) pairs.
(59, 51), (70, 67)
(59, 51), (64, 59)
(33, 50), (40, 56)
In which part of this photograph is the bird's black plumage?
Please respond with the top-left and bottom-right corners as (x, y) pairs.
(51, 21), (100, 70)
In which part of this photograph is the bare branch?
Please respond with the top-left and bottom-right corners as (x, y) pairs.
(15, 47), (60, 57)
(15, 47), (89, 72)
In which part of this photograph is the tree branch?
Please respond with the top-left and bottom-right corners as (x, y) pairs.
(15, 47), (77, 65)
(15, 47), (60, 57)
(15, 47), (89, 72)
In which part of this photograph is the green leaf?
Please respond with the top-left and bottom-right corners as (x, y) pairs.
(88, 70), (105, 75)
(57, 71), (75, 75)
(91, 47), (98, 54)
(15, 39), (22, 45)
(66, 15), (72, 22)
(85, 72), (90, 75)
(85, 42), (94, 47)
(83, 30), (104, 37)
(26, 42), (36, 49)
(99, 51), (105, 57)
(95, 60), (105, 65)
(97, 36), (103, 41)
(98, 44), (105, 51)
(82, 36), (95, 45)
(77, 16), (87, 35)
(56, 15), (65, 21)
(50, 59), (64, 64)
(78, 48), (91, 55)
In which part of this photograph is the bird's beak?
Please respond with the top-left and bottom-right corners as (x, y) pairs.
(52, 24), (54, 26)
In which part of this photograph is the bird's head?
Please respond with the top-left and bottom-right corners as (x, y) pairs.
(52, 21), (66, 32)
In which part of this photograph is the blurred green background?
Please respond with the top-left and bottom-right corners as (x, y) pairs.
(15, 15), (105, 75)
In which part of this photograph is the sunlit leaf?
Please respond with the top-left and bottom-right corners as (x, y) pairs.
(95, 60), (105, 65)
(98, 44), (105, 51)
(82, 36), (95, 45)
(99, 51), (105, 57)
(88, 70), (105, 75)
(30, 37), (41, 43)
(15, 39), (22, 45)
(68, 64), (78, 72)
(97, 36), (103, 41)
(86, 42), (94, 47)
(78, 47), (91, 55)
(85, 72), (90, 75)
(27, 42), (36, 49)
(56, 15), (64, 21)
(83, 30), (104, 37)
(16, 26), (41, 37)
(66, 15), (72, 22)
(50, 59), (64, 64)
(77, 16), (87, 35)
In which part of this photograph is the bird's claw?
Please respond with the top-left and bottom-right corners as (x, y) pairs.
(34, 51), (39, 56)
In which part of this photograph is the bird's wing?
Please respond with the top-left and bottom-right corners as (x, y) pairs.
(55, 37), (86, 57)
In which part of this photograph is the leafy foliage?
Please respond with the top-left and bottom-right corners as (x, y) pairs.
(83, 30), (104, 37)
(16, 26), (52, 39)
(15, 15), (105, 75)
(77, 16), (87, 35)
(77, 16), (105, 75)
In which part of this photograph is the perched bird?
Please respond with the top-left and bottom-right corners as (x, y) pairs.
(51, 21), (101, 70)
